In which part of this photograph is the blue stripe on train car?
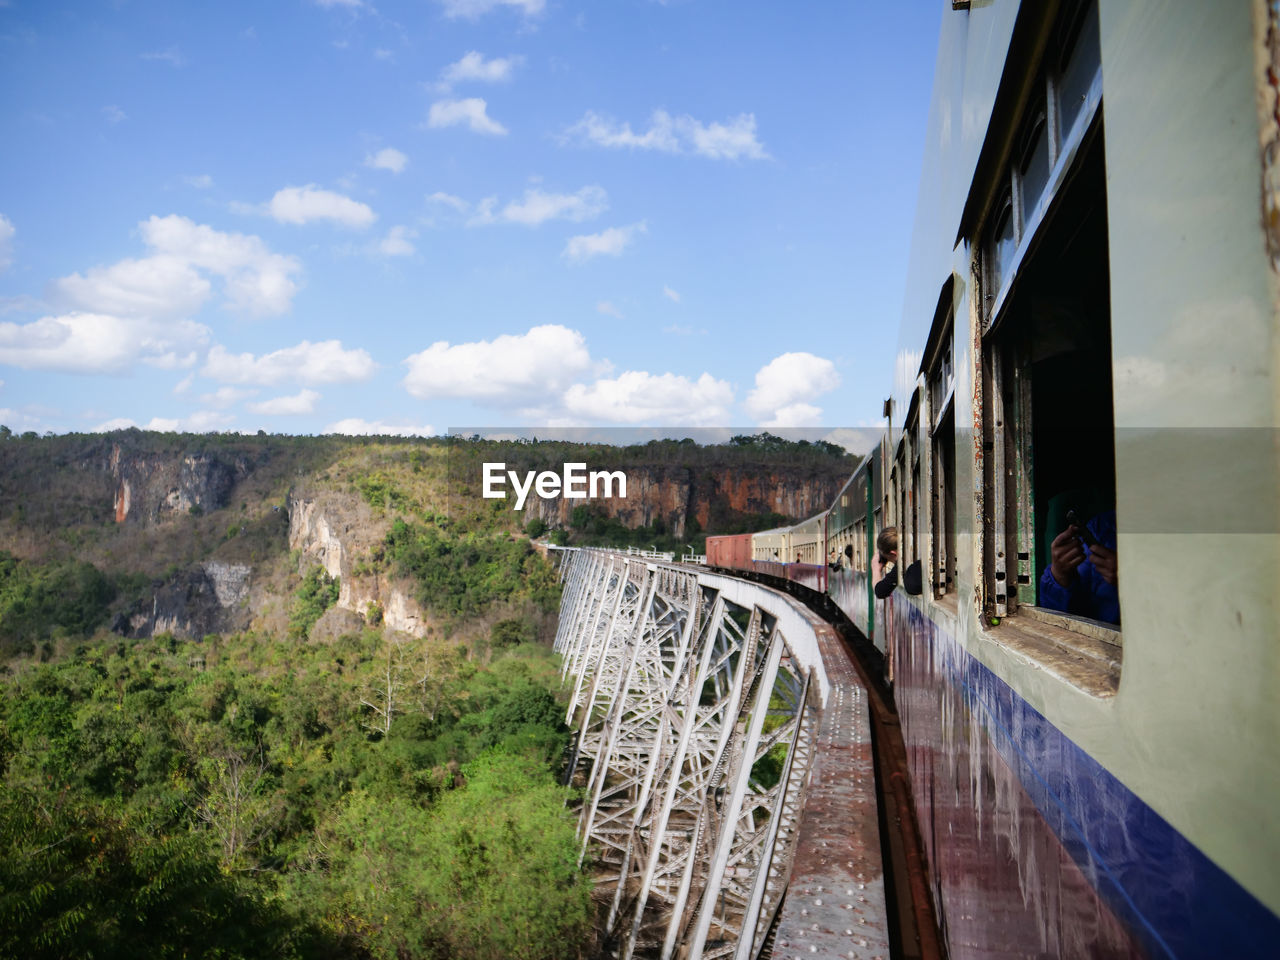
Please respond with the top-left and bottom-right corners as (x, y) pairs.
(902, 602), (1279, 959)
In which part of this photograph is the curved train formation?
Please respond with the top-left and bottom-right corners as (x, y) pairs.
(708, 2), (1280, 956)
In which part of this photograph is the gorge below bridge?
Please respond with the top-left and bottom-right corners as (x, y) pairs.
(553, 547), (896, 960)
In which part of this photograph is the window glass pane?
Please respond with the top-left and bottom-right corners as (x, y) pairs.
(930, 329), (953, 426)
(1058, 2), (1100, 140)
(987, 201), (1016, 303)
(1020, 118), (1050, 225)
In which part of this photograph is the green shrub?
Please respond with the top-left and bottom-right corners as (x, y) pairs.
(384, 521), (559, 618)
(288, 566), (339, 639)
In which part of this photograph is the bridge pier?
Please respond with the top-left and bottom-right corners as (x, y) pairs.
(553, 547), (892, 960)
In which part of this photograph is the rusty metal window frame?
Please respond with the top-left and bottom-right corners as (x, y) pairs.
(980, 0), (1102, 331)
(975, 0), (1109, 628)
(902, 403), (918, 571)
(927, 316), (956, 598)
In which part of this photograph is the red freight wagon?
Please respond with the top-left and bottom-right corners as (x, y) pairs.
(705, 533), (753, 574)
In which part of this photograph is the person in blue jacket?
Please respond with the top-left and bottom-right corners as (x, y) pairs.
(1040, 509), (1119, 625)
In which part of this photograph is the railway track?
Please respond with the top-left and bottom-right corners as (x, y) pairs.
(711, 565), (944, 960)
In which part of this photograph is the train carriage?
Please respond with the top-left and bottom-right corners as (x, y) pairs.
(826, 451), (879, 643)
(706, 1), (1280, 954)
(873, 0), (1280, 955)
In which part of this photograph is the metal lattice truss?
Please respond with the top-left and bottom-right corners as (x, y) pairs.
(555, 549), (821, 960)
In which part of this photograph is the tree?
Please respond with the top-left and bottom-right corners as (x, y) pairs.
(418, 752), (592, 960)
(312, 754), (591, 960)
(191, 741), (282, 871)
(416, 635), (470, 721)
(490, 617), (533, 649)
(360, 632), (413, 737)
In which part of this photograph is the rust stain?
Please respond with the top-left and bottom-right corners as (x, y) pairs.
(113, 479), (129, 523)
(1259, 0), (1280, 269)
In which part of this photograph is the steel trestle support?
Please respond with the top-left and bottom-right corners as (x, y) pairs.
(552, 547), (890, 960)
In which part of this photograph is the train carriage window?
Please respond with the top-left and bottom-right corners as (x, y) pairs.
(1056, 0), (1102, 143)
(985, 196), (1016, 316)
(927, 315), (957, 598)
(1018, 111), (1051, 228)
(894, 393), (922, 581)
(976, 0), (1118, 638)
(983, 0), (1102, 328)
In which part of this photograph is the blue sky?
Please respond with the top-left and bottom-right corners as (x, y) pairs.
(0, 0), (941, 445)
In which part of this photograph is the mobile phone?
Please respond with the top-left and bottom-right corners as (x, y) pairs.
(1066, 509), (1099, 547)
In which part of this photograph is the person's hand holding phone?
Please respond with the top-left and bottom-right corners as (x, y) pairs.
(1087, 543), (1117, 586)
(1049, 527), (1086, 586)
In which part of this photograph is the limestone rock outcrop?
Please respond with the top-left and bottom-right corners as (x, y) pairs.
(109, 443), (254, 525)
(288, 490), (428, 636)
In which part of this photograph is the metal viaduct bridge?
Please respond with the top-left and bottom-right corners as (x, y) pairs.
(553, 546), (895, 960)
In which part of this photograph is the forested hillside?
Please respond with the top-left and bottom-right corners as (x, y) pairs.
(0, 429), (855, 958)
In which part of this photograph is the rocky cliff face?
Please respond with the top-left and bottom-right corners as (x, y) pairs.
(4, 434), (849, 645)
(108, 443), (254, 525)
(114, 561), (253, 639)
(524, 463), (845, 535)
(287, 490), (429, 637)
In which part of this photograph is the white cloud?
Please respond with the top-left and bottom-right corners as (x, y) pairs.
(374, 48), (394, 61)
(85, 214), (302, 317)
(504, 186), (608, 225)
(0, 313), (209, 375)
(746, 352), (840, 425)
(326, 417), (435, 437)
(378, 225), (416, 257)
(247, 389), (321, 415)
(0, 294), (42, 315)
(403, 324), (594, 403)
(267, 185), (377, 228)
(596, 301), (623, 319)
(565, 109), (768, 160)
(428, 98), (507, 136)
(437, 0), (544, 20)
(765, 403), (824, 428)
(182, 174), (214, 189)
(427, 191), (470, 213)
(663, 285), (680, 303)
(563, 222), (645, 263)
(365, 147), (408, 173)
(663, 324), (706, 336)
(144, 410), (232, 433)
(203, 340), (376, 386)
(102, 104), (126, 124)
(140, 47), (184, 67)
(54, 255), (210, 320)
(0, 214), (14, 273)
(466, 186), (607, 227)
(430, 186), (609, 227)
(438, 51), (522, 91)
(173, 372), (195, 394)
(563, 371), (733, 426)
(91, 417), (138, 432)
(315, 0), (364, 7)
(821, 428), (879, 456)
(565, 110), (679, 152)
(0, 408), (42, 432)
(680, 114), (768, 159)
(199, 386), (258, 408)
